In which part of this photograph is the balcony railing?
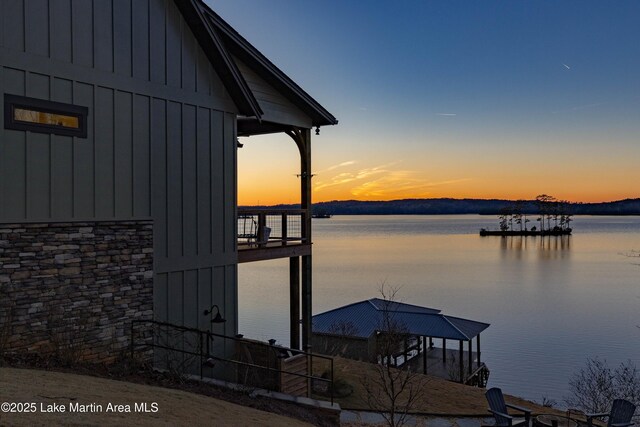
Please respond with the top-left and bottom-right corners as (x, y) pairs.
(237, 209), (310, 262)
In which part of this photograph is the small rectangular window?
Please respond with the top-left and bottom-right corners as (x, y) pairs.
(4, 94), (88, 138)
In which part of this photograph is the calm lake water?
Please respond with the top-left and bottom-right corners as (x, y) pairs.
(238, 215), (640, 405)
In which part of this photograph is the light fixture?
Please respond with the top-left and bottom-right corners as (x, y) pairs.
(203, 304), (226, 324)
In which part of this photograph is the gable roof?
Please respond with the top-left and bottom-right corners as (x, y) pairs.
(312, 298), (489, 341)
(174, 0), (262, 118)
(175, 0), (338, 128)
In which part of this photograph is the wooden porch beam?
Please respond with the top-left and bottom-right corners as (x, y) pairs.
(237, 118), (292, 136)
(238, 243), (310, 263)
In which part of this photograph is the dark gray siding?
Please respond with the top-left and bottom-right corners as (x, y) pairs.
(0, 0), (236, 221)
(0, 0), (239, 336)
(235, 57), (312, 128)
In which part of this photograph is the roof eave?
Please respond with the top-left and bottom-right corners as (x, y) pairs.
(199, 3), (338, 128)
(175, 0), (263, 119)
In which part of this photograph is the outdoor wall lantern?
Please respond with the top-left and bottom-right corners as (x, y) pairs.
(203, 305), (226, 324)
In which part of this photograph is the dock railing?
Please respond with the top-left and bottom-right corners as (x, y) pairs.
(465, 363), (490, 387)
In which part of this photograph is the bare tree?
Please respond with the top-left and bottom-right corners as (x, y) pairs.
(361, 285), (427, 427)
(535, 194), (552, 231)
(623, 250), (640, 266)
(324, 320), (360, 356)
(565, 358), (640, 413)
(499, 212), (509, 232)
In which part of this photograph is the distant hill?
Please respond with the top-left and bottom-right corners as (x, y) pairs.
(242, 198), (640, 215)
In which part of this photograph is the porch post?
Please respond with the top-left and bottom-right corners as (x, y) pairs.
(290, 256), (300, 349)
(287, 127), (313, 352)
(442, 338), (446, 363)
(477, 333), (481, 367)
(459, 340), (464, 383)
(422, 336), (427, 374)
(299, 128), (313, 352)
(468, 339), (472, 376)
(302, 254), (312, 351)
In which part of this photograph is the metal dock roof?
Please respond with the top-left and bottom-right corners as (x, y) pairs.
(312, 298), (489, 341)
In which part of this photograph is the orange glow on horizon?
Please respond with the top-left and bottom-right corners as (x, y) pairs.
(238, 181), (639, 205)
(237, 135), (640, 206)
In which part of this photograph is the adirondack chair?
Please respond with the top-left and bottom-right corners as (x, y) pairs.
(586, 399), (636, 427)
(485, 387), (532, 427)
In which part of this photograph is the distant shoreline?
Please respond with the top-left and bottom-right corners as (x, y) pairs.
(241, 197), (640, 216)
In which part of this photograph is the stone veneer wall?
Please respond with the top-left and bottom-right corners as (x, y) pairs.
(0, 221), (153, 363)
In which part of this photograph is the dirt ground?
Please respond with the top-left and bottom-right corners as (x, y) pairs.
(0, 357), (572, 426)
(0, 367), (313, 426)
(327, 357), (567, 416)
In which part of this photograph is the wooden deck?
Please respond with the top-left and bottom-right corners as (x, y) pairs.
(238, 242), (310, 263)
(398, 347), (488, 385)
(237, 209), (310, 263)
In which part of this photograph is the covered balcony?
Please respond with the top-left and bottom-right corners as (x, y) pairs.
(237, 208), (311, 263)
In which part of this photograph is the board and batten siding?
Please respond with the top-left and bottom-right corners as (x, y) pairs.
(0, 0), (239, 339)
(234, 57), (312, 129)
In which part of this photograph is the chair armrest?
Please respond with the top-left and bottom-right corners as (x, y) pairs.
(488, 409), (514, 420)
(610, 423), (633, 427)
(506, 403), (532, 415)
(586, 413), (609, 419)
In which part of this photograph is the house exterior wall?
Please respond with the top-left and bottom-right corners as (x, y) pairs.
(0, 0), (240, 358)
(0, 221), (153, 362)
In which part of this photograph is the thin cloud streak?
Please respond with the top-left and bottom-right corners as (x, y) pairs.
(314, 162), (400, 192)
(562, 63), (571, 69)
(314, 159), (471, 199)
(324, 160), (357, 171)
(351, 174), (471, 198)
(436, 113), (457, 116)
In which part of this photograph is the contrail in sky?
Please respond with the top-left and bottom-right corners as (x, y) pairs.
(562, 63), (571, 69)
(436, 113), (457, 116)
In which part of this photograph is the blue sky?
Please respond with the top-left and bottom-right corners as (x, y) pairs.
(210, 1), (640, 203)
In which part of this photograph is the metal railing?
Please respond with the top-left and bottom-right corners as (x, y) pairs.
(129, 319), (334, 403)
(237, 209), (307, 249)
(465, 363), (490, 387)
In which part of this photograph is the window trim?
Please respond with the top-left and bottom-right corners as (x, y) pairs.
(4, 94), (88, 138)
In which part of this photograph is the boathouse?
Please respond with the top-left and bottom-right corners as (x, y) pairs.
(0, 0), (336, 364)
(312, 299), (490, 385)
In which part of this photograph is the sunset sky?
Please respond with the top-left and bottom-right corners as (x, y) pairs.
(212, 1), (640, 205)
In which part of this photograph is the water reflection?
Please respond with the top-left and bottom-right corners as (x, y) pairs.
(500, 235), (571, 261)
(240, 215), (640, 404)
